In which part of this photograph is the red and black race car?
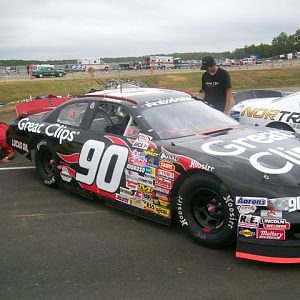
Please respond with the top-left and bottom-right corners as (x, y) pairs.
(7, 88), (300, 263)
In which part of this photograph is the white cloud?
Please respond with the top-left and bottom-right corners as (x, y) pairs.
(0, 0), (299, 59)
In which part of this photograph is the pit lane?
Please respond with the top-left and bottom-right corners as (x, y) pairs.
(1, 155), (300, 300)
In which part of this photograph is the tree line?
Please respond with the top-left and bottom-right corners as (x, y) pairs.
(1, 29), (299, 66)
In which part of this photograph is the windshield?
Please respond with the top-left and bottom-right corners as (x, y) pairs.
(142, 100), (238, 139)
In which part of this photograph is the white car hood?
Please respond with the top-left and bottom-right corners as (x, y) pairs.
(233, 97), (279, 110)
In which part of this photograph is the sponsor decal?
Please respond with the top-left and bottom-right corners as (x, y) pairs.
(160, 148), (180, 163)
(156, 192), (169, 202)
(153, 198), (170, 208)
(144, 96), (191, 108)
(132, 133), (153, 150)
(157, 169), (175, 180)
(128, 156), (147, 167)
(257, 228), (286, 240)
(11, 139), (28, 152)
(154, 186), (170, 195)
(262, 218), (290, 230)
(260, 210), (283, 219)
(131, 149), (146, 159)
(18, 119), (80, 144)
(242, 107), (281, 120)
(189, 159), (214, 172)
(223, 195), (237, 229)
(144, 201), (171, 218)
(116, 194), (130, 204)
(146, 155), (159, 168)
(131, 141), (148, 150)
(201, 130), (300, 174)
(138, 177), (154, 187)
(143, 193), (151, 200)
(134, 190), (142, 198)
(242, 107), (300, 124)
(177, 196), (188, 226)
(60, 166), (72, 182)
(236, 197), (267, 207)
(155, 177), (172, 189)
(130, 198), (144, 208)
(126, 164), (145, 173)
(145, 166), (156, 177)
(137, 183), (153, 194)
(238, 227), (257, 238)
(137, 133), (152, 142)
(144, 149), (159, 157)
(120, 187), (134, 197)
(237, 205), (257, 215)
(238, 215), (261, 228)
(160, 147), (214, 172)
(18, 118), (44, 133)
(159, 160), (175, 172)
(125, 170), (139, 178)
(126, 178), (138, 190)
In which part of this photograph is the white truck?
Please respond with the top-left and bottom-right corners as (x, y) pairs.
(77, 58), (109, 71)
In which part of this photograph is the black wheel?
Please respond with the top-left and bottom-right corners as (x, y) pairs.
(176, 173), (238, 248)
(35, 140), (58, 187)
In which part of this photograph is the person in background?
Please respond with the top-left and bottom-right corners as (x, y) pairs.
(0, 122), (15, 163)
(199, 56), (235, 115)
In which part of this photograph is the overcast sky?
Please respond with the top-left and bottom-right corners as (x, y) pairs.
(1, 0), (300, 60)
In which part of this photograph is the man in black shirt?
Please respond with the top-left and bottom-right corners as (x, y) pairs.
(199, 56), (235, 114)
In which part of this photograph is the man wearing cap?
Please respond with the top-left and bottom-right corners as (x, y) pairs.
(199, 56), (234, 114)
(0, 122), (15, 163)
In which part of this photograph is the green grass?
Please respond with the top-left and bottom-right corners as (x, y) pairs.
(1, 67), (300, 103)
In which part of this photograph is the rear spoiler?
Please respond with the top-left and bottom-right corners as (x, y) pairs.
(233, 89), (285, 104)
(16, 96), (70, 118)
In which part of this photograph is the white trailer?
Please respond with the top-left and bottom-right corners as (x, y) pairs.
(148, 56), (174, 69)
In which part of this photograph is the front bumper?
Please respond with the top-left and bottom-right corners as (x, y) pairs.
(236, 210), (300, 263)
(236, 238), (300, 263)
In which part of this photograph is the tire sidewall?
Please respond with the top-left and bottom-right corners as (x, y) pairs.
(177, 173), (238, 248)
(35, 139), (58, 187)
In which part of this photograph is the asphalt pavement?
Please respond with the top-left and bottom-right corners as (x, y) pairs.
(1, 155), (300, 300)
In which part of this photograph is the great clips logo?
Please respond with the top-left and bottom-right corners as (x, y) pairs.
(201, 130), (299, 174)
(18, 118), (80, 144)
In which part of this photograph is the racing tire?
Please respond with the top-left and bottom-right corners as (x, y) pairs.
(35, 139), (58, 187)
(176, 173), (238, 248)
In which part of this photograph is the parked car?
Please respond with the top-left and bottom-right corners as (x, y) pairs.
(219, 58), (233, 67)
(32, 67), (66, 78)
(230, 89), (300, 133)
(7, 88), (300, 263)
(241, 58), (254, 66)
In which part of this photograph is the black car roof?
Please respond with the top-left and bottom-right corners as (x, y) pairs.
(76, 87), (191, 107)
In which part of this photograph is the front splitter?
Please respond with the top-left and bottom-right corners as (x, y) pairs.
(236, 237), (300, 263)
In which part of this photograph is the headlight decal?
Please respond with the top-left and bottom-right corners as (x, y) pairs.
(236, 195), (299, 242)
